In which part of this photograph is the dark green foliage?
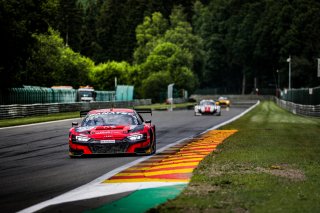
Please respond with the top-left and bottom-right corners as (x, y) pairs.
(194, 0), (320, 93)
(1, 0), (319, 97)
(0, 0), (57, 88)
(53, 0), (83, 52)
(26, 29), (94, 88)
(132, 7), (202, 101)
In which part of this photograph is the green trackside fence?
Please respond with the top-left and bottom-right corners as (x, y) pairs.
(0, 87), (77, 105)
(280, 86), (320, 105)
(95, 91), (116, 102)
(116, 85), (134, 101)
(0, 87), (117, 105)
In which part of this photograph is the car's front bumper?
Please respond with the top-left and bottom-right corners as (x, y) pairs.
(69, 139), (151, 156)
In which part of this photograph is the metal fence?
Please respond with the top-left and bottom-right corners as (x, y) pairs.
(116, 85), (134, 101)
(275, 97), (320, 117)
(0, 87), (77, 105)
(0, 87), (117, 105)
(0, 99), (152, 119)
(280, 86), (320, 105)
(96, 91), (116, 102)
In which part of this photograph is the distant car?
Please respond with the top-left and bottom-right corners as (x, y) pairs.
(69, 108), (156, 157)
(194, 100), (221, 116)
(217, 96), (231, 107)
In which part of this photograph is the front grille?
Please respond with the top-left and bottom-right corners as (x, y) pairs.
(89, 142), (130, 154)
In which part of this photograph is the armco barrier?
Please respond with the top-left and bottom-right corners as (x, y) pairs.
(189, 94), (274, 102)
(0, 99), (151, 119)
(276, 98), (320, 117)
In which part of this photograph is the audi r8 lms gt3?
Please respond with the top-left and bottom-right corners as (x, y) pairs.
(217, 96), (231, 107)
(69, 108), (156, 157)
(194, 100), (221, 116)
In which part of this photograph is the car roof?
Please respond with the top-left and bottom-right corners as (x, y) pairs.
(88, 108), (135, 115)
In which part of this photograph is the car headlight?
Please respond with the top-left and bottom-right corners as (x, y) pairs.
(127, 133), (145, 142)
(76, 135), (90, 142)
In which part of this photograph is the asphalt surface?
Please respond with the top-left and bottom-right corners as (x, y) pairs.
(0, 106), (252, 212)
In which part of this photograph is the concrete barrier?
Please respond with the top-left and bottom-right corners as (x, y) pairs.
(0, 99), (152, 119)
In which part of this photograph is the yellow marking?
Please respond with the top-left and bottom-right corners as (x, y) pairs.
(158, 158), (203, 164)
(104, 178), (189, 183)
(181, 145), (217, 148)
(103, 130), (238, 184)
(114, 168), (194, 177)
(159, 156), (206, 162)
(131, 158), (203, 167)
(126, 162), (199, 171)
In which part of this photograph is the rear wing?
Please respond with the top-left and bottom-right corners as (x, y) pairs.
(80, 110), (90, 117)
(135, 108), (152, 116)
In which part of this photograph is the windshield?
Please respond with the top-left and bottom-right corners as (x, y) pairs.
(81, 112), (140, 127)
(219, 97), (228, 100)
(200, 101), (215, 106)
(79, 91), (93, 97)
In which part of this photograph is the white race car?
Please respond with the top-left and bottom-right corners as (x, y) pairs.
(194, 100), (221, 116)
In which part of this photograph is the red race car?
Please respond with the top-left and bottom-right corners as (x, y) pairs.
(69, 108), (156, 157)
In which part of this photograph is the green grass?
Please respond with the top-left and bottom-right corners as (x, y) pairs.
(150, 101), (320, 213)
(0, 112), (80, 127)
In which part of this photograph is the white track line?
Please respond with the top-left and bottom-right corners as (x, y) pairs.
(0, 118), (80, 130)
(18, 101), (259, 213)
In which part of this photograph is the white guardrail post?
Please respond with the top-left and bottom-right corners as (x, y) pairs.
(275, 97), (320, 117)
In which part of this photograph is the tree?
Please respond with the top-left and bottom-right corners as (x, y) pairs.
(79, 0), (103, 61)
(134, 12), (168, 64)
(89, 61), (131, 90)
(55, 0), (83, 51)
(26, 28), (94, 88)
(141, 71), (172, 102)
(133, 8), (202, 100)
(164, 6), (204, 82)
(0, 0), (58, 88)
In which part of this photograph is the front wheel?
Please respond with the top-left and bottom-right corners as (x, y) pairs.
(151, 140), (156, 154)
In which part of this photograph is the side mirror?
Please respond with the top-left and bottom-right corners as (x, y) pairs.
(145, 120), (151, 124)
(72, 122), (78, 127)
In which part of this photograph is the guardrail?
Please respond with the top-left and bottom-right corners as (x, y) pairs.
(275, 98), (320, 117)
(0, 99), (152, 119)
(189, 94), (274, 102)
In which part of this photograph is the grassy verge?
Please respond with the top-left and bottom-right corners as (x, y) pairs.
(151, 101), (320, 212)
(0, 112), (79, 127)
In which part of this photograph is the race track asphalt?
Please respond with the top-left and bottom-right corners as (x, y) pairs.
(0, 106), (252, 212)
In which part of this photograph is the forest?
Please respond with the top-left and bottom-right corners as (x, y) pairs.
(1, 0), (320, 100)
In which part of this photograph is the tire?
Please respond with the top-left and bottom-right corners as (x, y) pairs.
(150, 128), (156, 154)
(151, 140), (156, 154)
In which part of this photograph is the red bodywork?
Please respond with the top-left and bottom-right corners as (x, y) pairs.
(204, 105), (212, 113)
(69, 108), (156, 157)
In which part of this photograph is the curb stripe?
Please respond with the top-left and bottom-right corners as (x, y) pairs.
(105, 130), (238, 184)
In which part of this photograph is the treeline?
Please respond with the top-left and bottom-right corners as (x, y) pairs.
(194, 0), (320, 93)
(1, 0), (319, 100)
